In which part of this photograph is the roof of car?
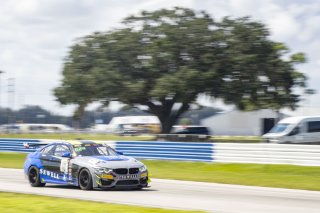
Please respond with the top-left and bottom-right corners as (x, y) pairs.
(47, 140), (103, 146)
(26, 140), (108, 150)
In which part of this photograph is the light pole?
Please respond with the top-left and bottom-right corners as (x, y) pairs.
(0, 71), (4, 127)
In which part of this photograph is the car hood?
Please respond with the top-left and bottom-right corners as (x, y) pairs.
(262, 132), (286, 138)
(90, 155), (130, 161)
(74, 155), (144, 168)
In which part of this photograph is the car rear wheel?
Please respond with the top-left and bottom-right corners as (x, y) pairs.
(79, 168), (93, 190)
(28, 166), (45, 187)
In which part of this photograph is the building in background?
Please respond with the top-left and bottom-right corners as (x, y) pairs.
(201, 109), (286, 136)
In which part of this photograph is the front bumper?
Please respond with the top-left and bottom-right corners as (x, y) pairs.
(94, 171), (149, 189)
(262, 138), (280, 143)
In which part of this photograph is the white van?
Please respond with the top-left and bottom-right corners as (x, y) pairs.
(262, 116), (320, 144)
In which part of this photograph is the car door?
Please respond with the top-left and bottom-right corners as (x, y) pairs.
(288, 123), (305, 143)
(52, 144), (73, 181)
(39, 144), (56, 171)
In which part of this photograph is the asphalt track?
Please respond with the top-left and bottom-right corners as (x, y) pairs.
(0, 168), (320, 213)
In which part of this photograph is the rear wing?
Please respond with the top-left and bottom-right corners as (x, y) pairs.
(23, 142), (50, 149)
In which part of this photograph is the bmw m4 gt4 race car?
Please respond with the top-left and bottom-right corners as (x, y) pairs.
(24, 140), (149, 190)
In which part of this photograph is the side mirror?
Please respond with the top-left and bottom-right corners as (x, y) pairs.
(117, 151), (124, 155)
(62, 152), (72, 158)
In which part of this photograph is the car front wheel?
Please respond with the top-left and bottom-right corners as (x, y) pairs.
(78, 168), (93, 190)
(28, 166), (45, 187)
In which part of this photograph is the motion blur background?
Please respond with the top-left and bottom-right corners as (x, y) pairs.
(1, 2), (320, 213)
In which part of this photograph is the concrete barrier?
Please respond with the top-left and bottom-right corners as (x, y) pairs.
(214, 143), (320, 166)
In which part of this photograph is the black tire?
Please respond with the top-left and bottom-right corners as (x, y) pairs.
(28, 166), (45, 187)
(78, 168), (93, 190)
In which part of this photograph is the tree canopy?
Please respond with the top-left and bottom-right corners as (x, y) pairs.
(54, 7), (309, 133)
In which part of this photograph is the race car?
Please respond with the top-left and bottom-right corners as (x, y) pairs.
(23, 140), (149, 190)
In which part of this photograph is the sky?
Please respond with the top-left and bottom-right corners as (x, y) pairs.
(1, 0), (320, 116)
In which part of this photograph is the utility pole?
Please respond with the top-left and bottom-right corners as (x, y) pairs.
(0, 71), (4, 127)
(0, 70), (4, 108)
(7, 78), (15, 124)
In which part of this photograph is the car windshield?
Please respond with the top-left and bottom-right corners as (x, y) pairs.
(73, 144), (118, 156)
(269, 123), (290, 133)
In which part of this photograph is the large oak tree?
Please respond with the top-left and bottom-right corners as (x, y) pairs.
(54, 7), (309, 132)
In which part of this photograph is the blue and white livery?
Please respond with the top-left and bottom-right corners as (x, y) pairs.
(24, 140), (149, 190)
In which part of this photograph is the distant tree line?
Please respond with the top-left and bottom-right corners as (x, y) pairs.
(0, 106), (72, 126)
(0, 105), (220, 128)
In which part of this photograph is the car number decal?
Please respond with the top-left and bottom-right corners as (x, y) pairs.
(60, 158), (69, 173)
(118, 174), (139, 179)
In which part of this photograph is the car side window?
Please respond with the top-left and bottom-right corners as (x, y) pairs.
(307, 121), (320, 133)
(289, 127), (300, 136)
(54, 145), (71, 157)
(41, 145), (55, 155)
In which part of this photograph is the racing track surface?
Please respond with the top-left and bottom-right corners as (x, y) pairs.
(1, 168), (320, 213)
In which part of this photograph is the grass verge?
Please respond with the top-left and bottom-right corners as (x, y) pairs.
(0, 152), (26, 169)
(1, 152), (319, 191)
(142, 160), (320, 191)
(0, 192), (201, 213)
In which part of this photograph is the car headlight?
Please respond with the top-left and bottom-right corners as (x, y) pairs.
(94, 167), (112, 173)
(139, 165), (147, 172)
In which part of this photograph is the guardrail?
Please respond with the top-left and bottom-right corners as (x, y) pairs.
(1, 138), (320, 166)
(0, 138), (43, 153)
(0, 138), (213, 162)
(115, 141), (213, 162)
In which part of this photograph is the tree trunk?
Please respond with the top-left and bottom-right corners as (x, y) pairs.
(158, 115), (177, 134)
(147, 100), (190, 134)
(73, 103), (86, 129)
